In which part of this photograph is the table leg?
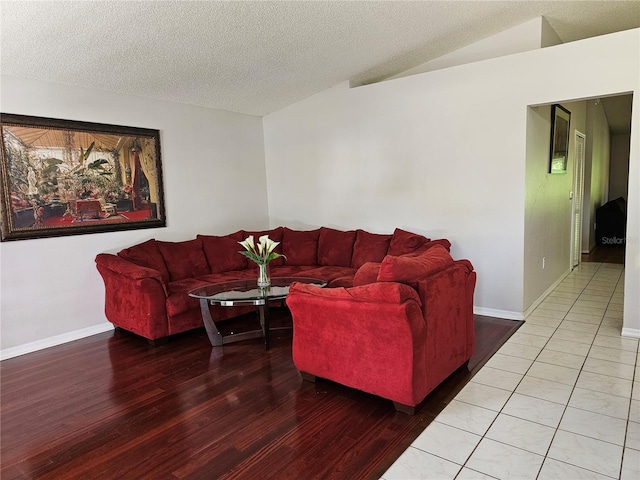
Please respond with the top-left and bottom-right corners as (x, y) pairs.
(200, 298), (269, 347)
(259, 301), (270, 350)
(200, 298), (223, 346)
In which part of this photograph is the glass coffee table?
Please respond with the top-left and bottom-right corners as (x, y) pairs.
(188, 277), (326, 349)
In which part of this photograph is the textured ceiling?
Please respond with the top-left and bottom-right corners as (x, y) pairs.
(1, 1), (639, 117)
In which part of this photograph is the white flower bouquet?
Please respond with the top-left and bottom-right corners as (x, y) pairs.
(238, 235), (284, 265)
(238, 235), (285, 287)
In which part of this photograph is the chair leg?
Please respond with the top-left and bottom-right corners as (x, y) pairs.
(393, 402), (417, 415)
(300, 372), (317, 383)
(147, 337), (168, 347)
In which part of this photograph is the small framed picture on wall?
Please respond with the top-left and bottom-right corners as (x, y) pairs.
(549, 104), (571, 174)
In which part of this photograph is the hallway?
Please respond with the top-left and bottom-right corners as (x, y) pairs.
(582, 245), (625, 265)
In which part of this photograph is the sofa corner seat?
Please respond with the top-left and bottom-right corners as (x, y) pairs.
(95, 227), (457, 345)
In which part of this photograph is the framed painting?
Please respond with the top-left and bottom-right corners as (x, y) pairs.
(549, 104), (571, 174)
(0, 113), (166, 241)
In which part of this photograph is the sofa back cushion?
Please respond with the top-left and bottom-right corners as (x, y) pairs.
(387, 228), (431, 256)
(353, 262), (381, 287)
(157, 238), (210, 281)
(351, 230), (392, 268)
(197, 230), (247, 273)
(244, 226), (285, 266)
(118, 238), (170, 283)
(377, 245), (454, 284)
(290, 280), (421, 306)
(282, 227), (321, 266)
(406, 238), (452, 256)
(317, 227), (357, 267)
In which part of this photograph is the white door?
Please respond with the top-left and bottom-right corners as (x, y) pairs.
(571, 131), (586, 268)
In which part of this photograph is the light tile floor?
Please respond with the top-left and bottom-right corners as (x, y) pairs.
(382, 262), (639, 480)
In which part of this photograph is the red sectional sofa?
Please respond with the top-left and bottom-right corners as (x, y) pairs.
(95, 226), (450, 343)
(286, 247), (476, 413)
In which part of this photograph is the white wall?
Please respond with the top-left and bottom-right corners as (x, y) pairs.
(623, 92), (640, 337)
(540, 17), (563, 48)
(610, 133), (631, 201)
(264, 75), (530, 319)
(0, 76), (268, 358)
(523, 101), (587, 311)
(263, 29), (640, 332)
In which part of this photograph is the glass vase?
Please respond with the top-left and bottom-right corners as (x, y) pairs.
(257, 263), (271, 288)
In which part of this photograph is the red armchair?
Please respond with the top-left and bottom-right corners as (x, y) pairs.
(286, 249), (476, 414)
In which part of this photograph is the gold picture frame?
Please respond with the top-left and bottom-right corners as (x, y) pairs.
(0, 113), (166, 241)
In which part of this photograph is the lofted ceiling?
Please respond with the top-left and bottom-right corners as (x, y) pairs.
(1, 1), (639, 120)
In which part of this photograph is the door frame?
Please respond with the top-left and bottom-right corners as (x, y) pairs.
(570, 130), (586, 269)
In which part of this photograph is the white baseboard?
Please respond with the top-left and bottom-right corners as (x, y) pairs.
(473, 307), (524, 321)
(0, 322), (114, 361)
(522, 269), (572, 319)
(473, 270), (572, 322)
(621, 327), (640, 339)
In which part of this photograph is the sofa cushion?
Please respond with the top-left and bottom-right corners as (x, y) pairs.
(317, 227), (357, 267)
(295, 265), (357, 283)
(196, 270), (257, 284)
(353, 262), (382, 287)
(244, 226), (285, 266)
(407, 238), (452, 256)
(117, 238), (170, 283)
(269, 265), (316, 277)
(377, 245), (454, 284)
(350, 230), (392, 268)
(157, 238), (210, 282)
(197, 230), (248, 273)
(282, 227), (321, 266)
(290, 281), (421, 306)
(327, 275), (354, 288)
(387, 228), (431, 256)
(165, 277), (210, 317)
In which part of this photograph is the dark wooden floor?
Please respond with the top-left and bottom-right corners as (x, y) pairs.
(582, 245), (625, 264)
(1, 311), (521, 480)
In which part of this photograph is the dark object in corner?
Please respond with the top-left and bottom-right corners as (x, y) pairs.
(596, 197), (626, 246)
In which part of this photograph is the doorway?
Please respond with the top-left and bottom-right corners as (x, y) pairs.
(579, 94), (632, 266)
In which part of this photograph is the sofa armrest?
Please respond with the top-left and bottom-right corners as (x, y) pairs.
(95, 253), (170, 340)
(416, 260), (476, 387)
(95, 253), (165, 284)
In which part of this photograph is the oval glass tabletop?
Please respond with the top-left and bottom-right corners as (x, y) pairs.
(188, 276), (326, 305)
